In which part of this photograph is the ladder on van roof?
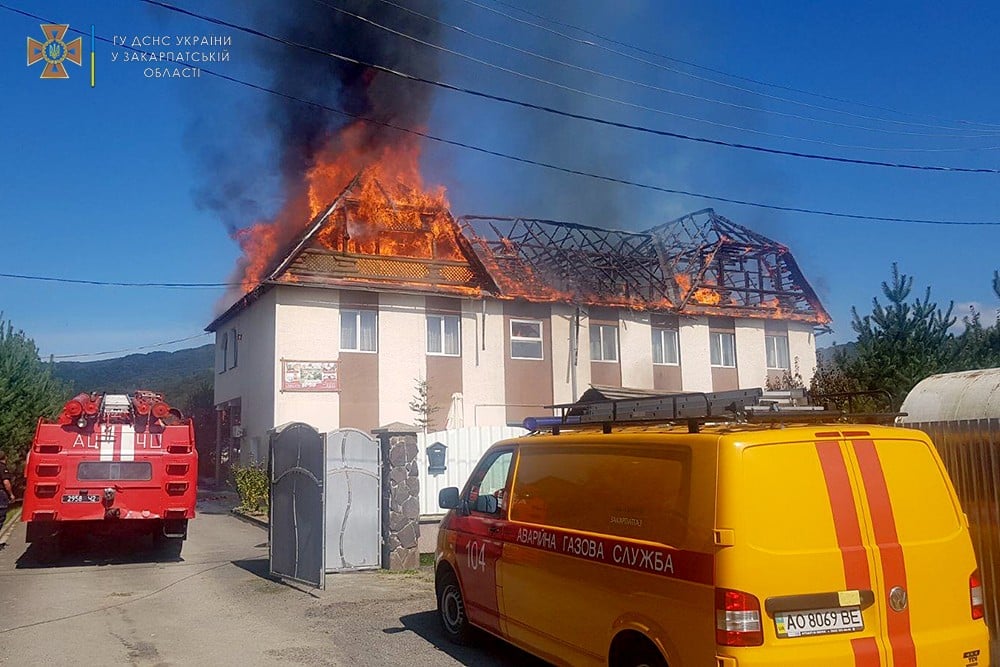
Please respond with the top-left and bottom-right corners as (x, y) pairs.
(531, 388), (903, 434)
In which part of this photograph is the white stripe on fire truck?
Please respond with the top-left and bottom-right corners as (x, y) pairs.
(120, 424), (135, 462)
(99, 424), (115, 462)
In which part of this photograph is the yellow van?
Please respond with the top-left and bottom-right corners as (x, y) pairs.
(434, 392), (990, 666)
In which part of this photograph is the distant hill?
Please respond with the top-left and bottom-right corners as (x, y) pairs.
(52, 344), (214, 412)
(816, 341), (857, 365)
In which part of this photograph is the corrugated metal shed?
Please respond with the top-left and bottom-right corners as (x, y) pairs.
(899, 367), (1000, 422)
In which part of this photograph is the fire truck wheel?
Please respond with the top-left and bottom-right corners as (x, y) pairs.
(155, 535), (184, 559)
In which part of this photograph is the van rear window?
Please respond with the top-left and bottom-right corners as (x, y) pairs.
(509, 445), (690, 545)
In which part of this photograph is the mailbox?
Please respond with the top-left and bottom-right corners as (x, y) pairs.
(427, 441), (447, 474)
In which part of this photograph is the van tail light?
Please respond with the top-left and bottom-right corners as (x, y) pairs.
(716, 588), (764, 646)
(971, 570), (985, 620)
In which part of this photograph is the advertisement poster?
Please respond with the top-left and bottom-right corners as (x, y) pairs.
(281, 360), (339, 392)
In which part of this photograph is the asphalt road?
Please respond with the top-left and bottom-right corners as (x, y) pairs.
(0, 498), (545, 666)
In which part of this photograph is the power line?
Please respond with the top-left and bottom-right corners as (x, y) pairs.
(317, 0), (1000, 153)
(1, 3), (997, 226)
(468, 0), (1000, 134)
(50, 333), (213, 360)
(136, 0), (1000, 174)
(359, 0), (1000, 145)
(0, 272), (237, 288)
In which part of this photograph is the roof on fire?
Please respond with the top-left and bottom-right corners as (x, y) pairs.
(206, 177), (830, 332)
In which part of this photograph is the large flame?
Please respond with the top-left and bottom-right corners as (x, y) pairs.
(232, 121), (449, 294)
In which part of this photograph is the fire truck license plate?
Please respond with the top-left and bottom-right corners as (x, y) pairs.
(62, 493), (101, 503)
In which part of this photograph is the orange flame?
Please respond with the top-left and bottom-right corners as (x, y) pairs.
(232, 121), (449, 294)
(692, 287), (722, 305)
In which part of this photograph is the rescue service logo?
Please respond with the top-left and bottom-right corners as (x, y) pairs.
(27, 24), (82, 79)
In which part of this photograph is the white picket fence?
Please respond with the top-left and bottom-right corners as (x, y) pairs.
(416, 426), (526, 516)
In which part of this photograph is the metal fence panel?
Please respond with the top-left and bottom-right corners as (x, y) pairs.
(416, 426), (526, 516)
(269, 422), (325, 589)
(910, 419), (1000, 644)
(325, 428), (381, 572)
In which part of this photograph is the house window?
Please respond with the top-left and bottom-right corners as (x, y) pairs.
(218, 333), (228, 374)
(710, 331), (736, 367)
(766, 334), (790, 370)
(427, 314), (461, 356)
(341, 309), (377, 352)
(652, 328), (679, 365)
(590, 324), (618, 362)
(229, 327), (238, 369)
(510, 319), (543, 360)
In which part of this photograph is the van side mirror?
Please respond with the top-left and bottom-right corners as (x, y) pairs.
(439, 487), (460, 510)
(475, 494), (498, 514)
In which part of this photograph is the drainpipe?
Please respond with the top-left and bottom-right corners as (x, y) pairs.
(570, 307), (580, 401)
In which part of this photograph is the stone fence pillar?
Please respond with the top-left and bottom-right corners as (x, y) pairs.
(372, 422), (420, 570)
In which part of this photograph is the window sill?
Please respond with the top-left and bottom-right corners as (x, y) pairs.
(340, 349), (378, 354)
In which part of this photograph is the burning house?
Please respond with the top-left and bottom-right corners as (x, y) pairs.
(206, 169), (830, 465)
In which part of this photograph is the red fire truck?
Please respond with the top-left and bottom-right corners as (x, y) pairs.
(22, 391), (197, 557)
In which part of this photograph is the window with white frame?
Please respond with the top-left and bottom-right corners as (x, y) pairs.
(710, 331), (736, 367)
(229, 327), (238, 369)
(427, 314), (461, 356)
(510, 319), (543, 360)
(589, 324), (619, 362)
(341, 309), (377, 352)
(765, 334), (790, 370)
(217, 333), (228, 374)
(652, 328), (679, 365)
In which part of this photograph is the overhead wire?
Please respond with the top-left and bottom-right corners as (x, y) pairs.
(134, 0), (1000, 174)
(50, 333), (213, 360)
(0, 272), (238, 288)
(463, 0), (1000, 134)
(356, 0), (1000, 145)
(315, 0), (1000, 153)
(0, 2), (998, 228)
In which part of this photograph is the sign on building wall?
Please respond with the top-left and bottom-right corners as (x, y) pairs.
(281, 360), (340, 392)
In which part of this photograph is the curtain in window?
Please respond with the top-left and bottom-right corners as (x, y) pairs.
(427, 316), (442, 353)
(341, 312), (358, 350)
(359, 310), (377, 351)
(443, 316), (460, 355)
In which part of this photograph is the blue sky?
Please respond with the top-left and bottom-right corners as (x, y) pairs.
(2, 0), (1000, 361)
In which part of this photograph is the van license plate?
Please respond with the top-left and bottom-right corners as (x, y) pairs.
(62, 493), (101, 503)
(775, 607), (863, 638)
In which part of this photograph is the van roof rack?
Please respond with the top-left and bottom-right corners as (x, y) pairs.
(531, 388), (905, 434)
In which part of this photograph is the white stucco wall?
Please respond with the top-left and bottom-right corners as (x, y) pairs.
(620, 310), (654, 389)
(735, 319), (767, 389)
(462, 299), (507, 426)
(678, 316), (712, 392)
(550, 303), (590, 404)
(273, 286), (342, 434)
(213, 288), (277, 463)
(789, 323), (817, 386)
(378, 293), (427, 426)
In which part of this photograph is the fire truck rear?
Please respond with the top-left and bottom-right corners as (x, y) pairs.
(22, 391), (197, 556)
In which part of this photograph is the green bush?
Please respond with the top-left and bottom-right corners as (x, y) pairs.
(233, 462), (269, 513)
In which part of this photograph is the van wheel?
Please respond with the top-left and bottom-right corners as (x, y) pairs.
(612, 635), (667, 667)
(437, 569), (473, 645)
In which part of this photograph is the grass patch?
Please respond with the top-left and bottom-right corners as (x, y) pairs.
(420, 552), (435, 567)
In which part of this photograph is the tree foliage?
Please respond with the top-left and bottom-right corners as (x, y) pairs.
(0, 316), (67, 470)
(408, 376), (440, 432)
(816, 264), (1000, 410)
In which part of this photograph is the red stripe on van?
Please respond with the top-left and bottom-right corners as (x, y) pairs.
(851, 637), (881, 666)
(815, 440), (872, 590)
(852, 439), (917, 667)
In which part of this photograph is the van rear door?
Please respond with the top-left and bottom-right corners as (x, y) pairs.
(847, 435), (988, 665)
(718, 437), (888, 665)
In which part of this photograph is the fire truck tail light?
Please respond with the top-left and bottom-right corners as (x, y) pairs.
(34, 483), (59, 498)
(166, 464), (189, 476)
(971, 570), (985, 620)
(32, 510), (56, 521)
(716, 588), (764, 647)
(165, 508), (187, 518)
(35, 443), (61, 453)
(167, 444), (191, 454)
(166, 482), (189, 495)
(35, 464), (60, 477)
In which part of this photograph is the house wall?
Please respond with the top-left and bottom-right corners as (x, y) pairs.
(213, 288), (276, 464)
(461, 299), (506, 427)
(550, 303), (585, 408)
(789, 322), (818, 386)
(378, 292), (427, 427)
(735, 319), (767, 389)
(504, 301), (555, 426)
(678, 316), (712, 392)
(620, 310), (654, 389)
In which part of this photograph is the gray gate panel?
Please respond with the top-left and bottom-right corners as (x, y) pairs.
(325, 428), (381, 572)
(269, 422), (325, 589)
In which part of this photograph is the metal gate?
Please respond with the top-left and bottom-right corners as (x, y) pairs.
(325, 428), (381, 572)
(269, 422), (326, 589)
